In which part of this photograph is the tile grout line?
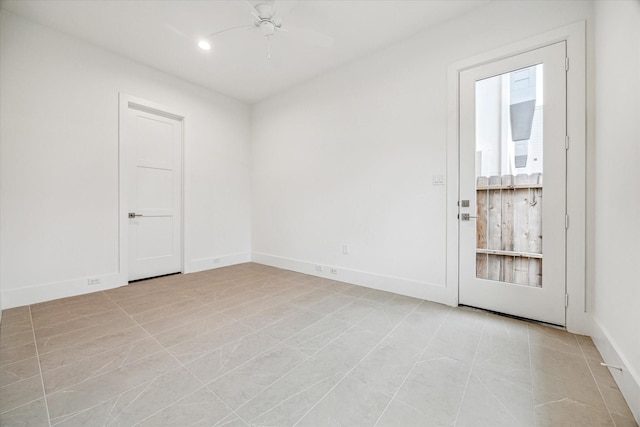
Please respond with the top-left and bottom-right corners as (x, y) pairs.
(451, 312), (487, 426)
(291, 302), (424, 426)
(577, 336), (618, 426)
(233, 304), (395, 423)
(104, 286), (255, 426)
(103, 292), (238, 425)
(28, 304), (53, 427)
(372, 306), (454, 426)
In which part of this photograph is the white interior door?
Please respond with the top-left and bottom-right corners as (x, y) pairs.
(126, 106), (182, 281)
(459, 42), (567, 326)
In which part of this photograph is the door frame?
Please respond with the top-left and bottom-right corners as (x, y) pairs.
(118, 93), (186, 284)
(445, 22), (589, 334)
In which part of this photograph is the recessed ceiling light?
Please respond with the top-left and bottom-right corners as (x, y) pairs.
(198, 40), (211, 51)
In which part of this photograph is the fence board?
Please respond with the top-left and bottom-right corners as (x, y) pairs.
(475, 173), (543, 287)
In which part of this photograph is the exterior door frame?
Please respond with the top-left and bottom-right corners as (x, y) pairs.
(118, 93), (186, 284)
(446, 22), (588, 334)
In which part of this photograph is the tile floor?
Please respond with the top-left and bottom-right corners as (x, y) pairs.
(0, 263), (637, 426)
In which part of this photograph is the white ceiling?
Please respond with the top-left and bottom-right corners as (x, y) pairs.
(1, 0), (489, 103)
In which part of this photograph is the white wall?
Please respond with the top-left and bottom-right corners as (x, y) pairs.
(251, 1), (593, 304)
(592, 0), (640, 420)
(0, 11), (252, 308)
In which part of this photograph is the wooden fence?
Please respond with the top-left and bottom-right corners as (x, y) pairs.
(476, 173), (543, 287)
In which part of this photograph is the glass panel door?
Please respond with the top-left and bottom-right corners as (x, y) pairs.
(475, 64), (544, 287)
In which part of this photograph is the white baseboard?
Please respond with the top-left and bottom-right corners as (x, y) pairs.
(590, 315), (640, 423)
(185, 252), (251, 274)
(1, 272), (126, 309)
(251, 252), (456, 307)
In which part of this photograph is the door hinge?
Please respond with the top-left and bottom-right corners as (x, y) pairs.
(565, 215), (570, 229)
(565, 135), (569, 150)
(565, 57), (569, 71)
(565, 293), (569, 307)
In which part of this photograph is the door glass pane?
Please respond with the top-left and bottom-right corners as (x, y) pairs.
(475, 64), (543, 287)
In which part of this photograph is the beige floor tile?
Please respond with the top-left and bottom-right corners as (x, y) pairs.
(0, 263), (633, 426)
(296, 375), (392, 426)
(350, 335), (423, 395)
(600, 384), (637, 420)
(164, 320), (255, 364)
(0, 357), (40, 387)
(259, 308), (324, 342)
(530, 344), (592, 381)
(208, 345), (308, 410)
(394, 351), (471, 426)
(427, 308), (486, 363)
(186, 331), (281, 384)
(130, 297), (206, 324)
(0, 342), (37, 367)
(38, 325), (149, 372)
(35, 316), (135, 355)
(0, 331), (34, 353)
(532, 370), (606, 409)
(42, 337), (164, 393)
(46, 350), (180, 422)
(376, 398), (429, 427)
(311, 326), (384, 372)
(458, 372), (534, 427)
(240, 302), (300, 329)
(1, 306), (30, 317)
(94, 367), (202, 426)
(31, 299), (119, 328)
(528, 323), (582, 356)
(216, 413), (250, 426)
(139, 304), (220, 336)
(153, 311), (236, 348)
(305, 293), (357, 315)
(0, 375), (44, 414)
(0, 398), (48, 427)
(285, 315), (352, 355)
(383, 294), (423, 313)
(33, 308), (127, 342)
(576, 334), (605, 362)
(534, 398), (614, 427)
(137, 387), (232, 427)
(0, 317), (33, 338)
(611, 412), (639, 427)
(236, 355), (345, 423)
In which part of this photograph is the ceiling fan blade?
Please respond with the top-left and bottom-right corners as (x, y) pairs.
(277, 26), (334, 48)
(207, 25), (256, 39)
(243, 1), (261, 20)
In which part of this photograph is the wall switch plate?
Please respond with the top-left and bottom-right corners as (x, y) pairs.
(88, 278), (102, 286)
(342, 244), (349, 254)
(432, 174), (445, 185)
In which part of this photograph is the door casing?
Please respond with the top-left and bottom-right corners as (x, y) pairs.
(445, 22), (588, 334)
(118, 94), (186, 284)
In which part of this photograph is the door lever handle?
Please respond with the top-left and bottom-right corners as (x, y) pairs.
(128, 213), (143, 218)
(460, 213), (478, 221)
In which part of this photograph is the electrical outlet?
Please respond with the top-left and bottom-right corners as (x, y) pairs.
(213, 258), (220, 264)
(88, 278), (102, 286)
(330, 268), (338, 275)
(315, 265), (323, 272)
